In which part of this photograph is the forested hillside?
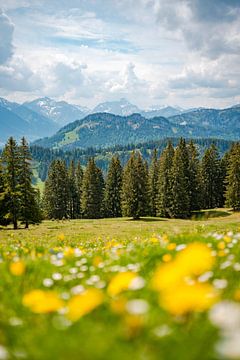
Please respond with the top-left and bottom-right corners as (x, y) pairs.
(30, 137), (232, 182)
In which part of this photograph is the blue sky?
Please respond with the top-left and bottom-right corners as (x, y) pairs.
(0, 0), (239, 109)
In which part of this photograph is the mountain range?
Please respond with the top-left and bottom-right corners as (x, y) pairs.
(0, 96), (239, 148)
(34, 105), (240, 150)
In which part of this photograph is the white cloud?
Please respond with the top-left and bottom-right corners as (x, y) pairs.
(0, 9), (14, 64)
(0, 1), (239, 109)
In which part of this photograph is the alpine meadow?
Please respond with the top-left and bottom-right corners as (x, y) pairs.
(1, 1), (240, 360)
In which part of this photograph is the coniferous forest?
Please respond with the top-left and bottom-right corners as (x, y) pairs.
(1, 136), (240, 227)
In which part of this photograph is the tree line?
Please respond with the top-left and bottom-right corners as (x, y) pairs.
(1, 137), (240, 228)
(30, 137), (232, 181)
(0, 137), (41, 229)
(42, 138), (240, 220)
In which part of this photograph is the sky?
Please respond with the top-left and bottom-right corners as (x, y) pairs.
(0, 0), (240, 109)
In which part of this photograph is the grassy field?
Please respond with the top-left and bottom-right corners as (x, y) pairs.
(0, 209), (240, 359)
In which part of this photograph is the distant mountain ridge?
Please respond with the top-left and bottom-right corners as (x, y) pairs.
(1, 96), (240, 148)
(0, 97), (58, 145)
(24, 97), (90, 126)
(34, 106), (240, 150)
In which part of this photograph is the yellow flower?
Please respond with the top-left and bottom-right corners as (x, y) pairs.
(108, 272), (137, 296)
(234, 289), (240, 301)
(63, 247), (74, 258)
(67, 289), (103, 321)
(217, 241), (225, 250)
(23, 290), (64, 313)
(58, 233), (65, 241)
(150, 236), (159, 244)
(223, 235), (231, 243)
(167, 243), (176, 251)
(177, 243), (215, 276)
(93, 256), (103, 267)
(162, 254), (172, 263)
(218, 250), (226, 257)
(152, 242), (217, 315)
(161, 234), (169, 243)
(152, 261), (184, 291)
(10, 261), (26, 276)
(160, 282), (218, 315)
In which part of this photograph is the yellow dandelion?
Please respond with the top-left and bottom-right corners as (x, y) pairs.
(177, 242), (215, 276)
(63, 247), (74, 258)
(10, 260), (26, 276)
(108, 272), (137, 296)
(160, 282), (218, 315)
(23, 290), (64, 313)
(67, 289), (103, 321)
(234, 289), (240, 301)
(152, 242), (214, 291)
(167, 243), (176, 251)
(217, 241), (225, 250)
(223, 235), (232, 243)
(162, 254), (172, 263)
(218, 250), (226, 257)
(58, 233), (65, 241)
(93, 256), (103, 267)
(150, 236), (159, 244)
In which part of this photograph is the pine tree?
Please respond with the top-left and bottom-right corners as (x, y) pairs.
(225, 143), (240, 210)
(122, 152), (148, 219)
(76, 161), (84, 218)
(2, 137), (21, 229)
(81, 158), (104, 219)
(68, 160), (79, 219)
(18, 137), (41, 228)
(0, 158), (8, 226)
(188, 141), (202, 211)
(201, 144), (222, 209)
(148, 149), (158, 216)
(104, 155), (123, 217)
(156, 141), (174, 218)
(170, 141), (190, 218)
(43, 160), (70, 219)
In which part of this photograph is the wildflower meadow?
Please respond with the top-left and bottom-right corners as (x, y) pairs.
(1, 212), (240, 359)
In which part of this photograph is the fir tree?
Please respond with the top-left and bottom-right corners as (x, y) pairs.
(104, 156), (122, 217)
(0, 158), (8, 226)
(2, 137), (21, 229)
(43, 160), (70, 219)
(75, 161), (83, 218)
(156, 142), (174, 218)
(201, 144), (222, 209)
(188, 141), (202, 211)
(68, 160), (79, 219)
(225, 143), (240, 210)
(122, 152), (148, 219)
(170, 141), (190, 218)
(81, 158), (104, 219)
(148, 149), (158, 216)
(18, 137), (41, 228)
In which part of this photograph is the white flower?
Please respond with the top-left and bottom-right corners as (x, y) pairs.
(43, 278), (54, 287)
(209, 301), (240, 330)
(198, 271), (213, 283)
(217, 331), (240, 359)
(126, 299), (149, 315)
(0, 345), (8, 360)
(213, 279), (228, 289)
(129, 276), (145, 290)
(52, 272), (62, 281)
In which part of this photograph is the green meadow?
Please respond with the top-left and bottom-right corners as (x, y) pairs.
(0, 210), (240, 360)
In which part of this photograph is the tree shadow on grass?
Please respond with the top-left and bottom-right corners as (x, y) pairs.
(191, 209), (231, 220)
(127, 217), (167, 222)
